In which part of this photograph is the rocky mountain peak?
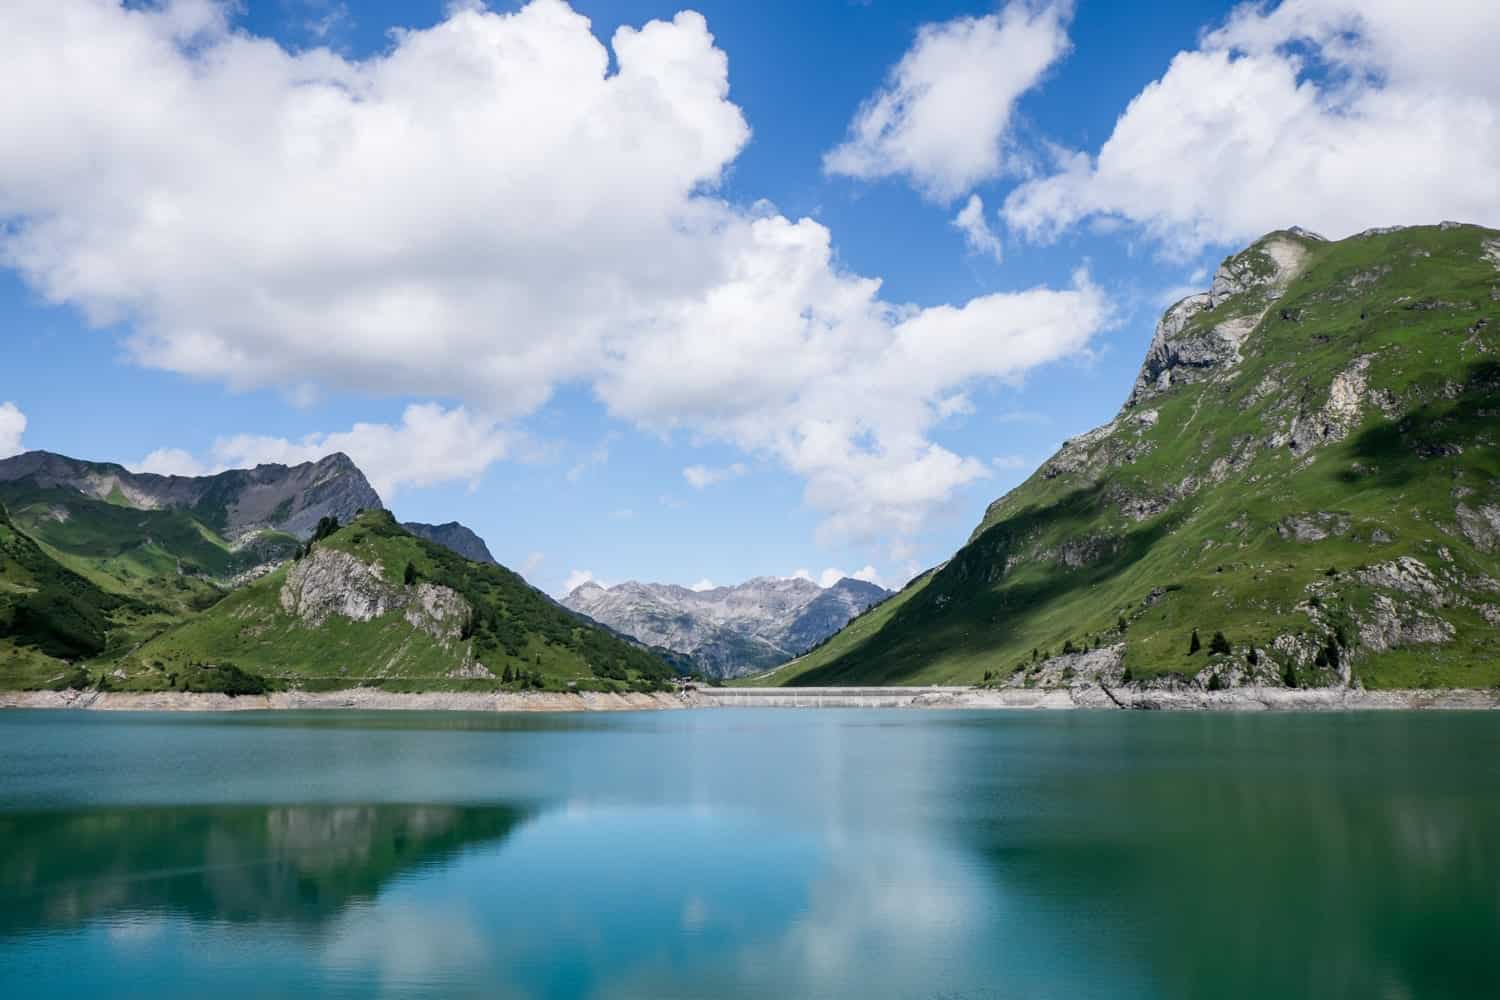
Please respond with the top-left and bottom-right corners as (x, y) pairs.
(562, 574), (890, 678)
(1128, 230), (1316, 407)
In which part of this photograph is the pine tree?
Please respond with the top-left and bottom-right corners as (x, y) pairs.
(1209, 631), (1231, 655)
(1189, 629), (1202, 654)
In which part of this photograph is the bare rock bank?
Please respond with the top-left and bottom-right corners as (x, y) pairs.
(6, 686), (1500, 713)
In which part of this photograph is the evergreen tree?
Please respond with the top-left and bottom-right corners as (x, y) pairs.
(1209, 631), (1231, 655)
(1189, 629), (1202, 654)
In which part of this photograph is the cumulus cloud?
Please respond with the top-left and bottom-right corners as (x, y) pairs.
(132, 447), (213, 478)
(688, 578), (717, 592)
(561, 569), (603, 596)
(824, 3), (1071, 201)
(0, 402), (27, 458)
(1004, 0), (1500, 254)
(952, 195), (1003, 262)
(682, 462), (747, 489)
(0, 0), (1107, 545)
(790, 566), (884, 589)
(132, 404), (510, 498)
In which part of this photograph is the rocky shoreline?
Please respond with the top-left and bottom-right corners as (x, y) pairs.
(4, 684), (1500, 712)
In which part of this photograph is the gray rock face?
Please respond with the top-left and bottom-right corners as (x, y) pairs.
(279, 548), (470, 642)
(1128, 234), (1311, 405)
(0, 450), (382, 541)
(402, 521), (497, 564)
(562, 576), (890, 678)
(1277, 513), (1351, 543)
(1456, 504), (1500, 553)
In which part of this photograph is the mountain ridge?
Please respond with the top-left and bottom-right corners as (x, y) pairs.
(0, 450), (382, 542)
(402, 521), (498, 565)
(563, 574), (890, 678)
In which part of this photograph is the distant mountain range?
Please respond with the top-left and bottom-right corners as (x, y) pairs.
(562, 576), (890, 678)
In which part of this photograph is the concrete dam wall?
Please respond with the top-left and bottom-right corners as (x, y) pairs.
(697, 686), (971, 708)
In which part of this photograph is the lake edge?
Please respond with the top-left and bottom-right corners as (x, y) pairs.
(5, 685), (1500, 712)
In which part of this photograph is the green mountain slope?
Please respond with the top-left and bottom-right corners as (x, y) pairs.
(0, 479), (298, 616)
(775, 223), (1500, 691)
(0, 501), (133, 689)
(114, 510), (676, 693)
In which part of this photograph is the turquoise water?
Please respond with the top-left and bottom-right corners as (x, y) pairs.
(2, 708), (1498, 998)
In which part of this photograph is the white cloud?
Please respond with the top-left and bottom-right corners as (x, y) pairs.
(520, 551), (545, 578)
(302, 1), (351, 42)
(134, 403), (510, 498)
(688, 578), (716, 592)
(991, 454), (1028, 470)
(1004, 0), (1500, 254)
(132, 447), (212, 478)
(0, 402), (28, 459)
(952, 194), (1002, 262)
(994, 409), (1051, 425)
(566, 434), (615, 483)
(823, 3), (1071, 201)
(561, 569), (603, 596)
(0, 0), (1108, 546)
(790, 566), (884, 589)
(682, 462), (747, 489)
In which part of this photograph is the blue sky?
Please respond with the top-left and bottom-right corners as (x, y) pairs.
(2, 0), (1496, 595)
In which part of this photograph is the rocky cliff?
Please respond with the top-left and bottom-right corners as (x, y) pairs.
(563, 575), (889, 678)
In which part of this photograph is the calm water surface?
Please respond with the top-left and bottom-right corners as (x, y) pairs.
(1, 708), (1498, 998)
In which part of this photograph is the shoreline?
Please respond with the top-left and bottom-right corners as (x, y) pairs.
(4, 684), (1500, 712)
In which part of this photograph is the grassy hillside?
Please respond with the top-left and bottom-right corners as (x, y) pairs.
(0, 502), (134, 689)
(112, 510), (676, 693)
(775, 224), (1500, 690)
(0, 480), (297, 616)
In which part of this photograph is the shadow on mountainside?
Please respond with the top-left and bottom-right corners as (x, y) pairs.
(788, 483), (1182, 686)
(1341, 360), (1500, 490)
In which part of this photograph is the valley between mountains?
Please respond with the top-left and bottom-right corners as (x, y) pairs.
(2, 223), (1498, 701)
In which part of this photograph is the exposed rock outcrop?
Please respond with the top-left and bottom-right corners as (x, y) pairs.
(1455, 504), (1500, 553)
(279, 548), (470, 642)
(1129, 234), (1312, 405)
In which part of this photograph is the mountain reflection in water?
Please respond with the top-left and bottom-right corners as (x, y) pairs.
(0, 804), (527, 934)
(2, 710), (1499, 998)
